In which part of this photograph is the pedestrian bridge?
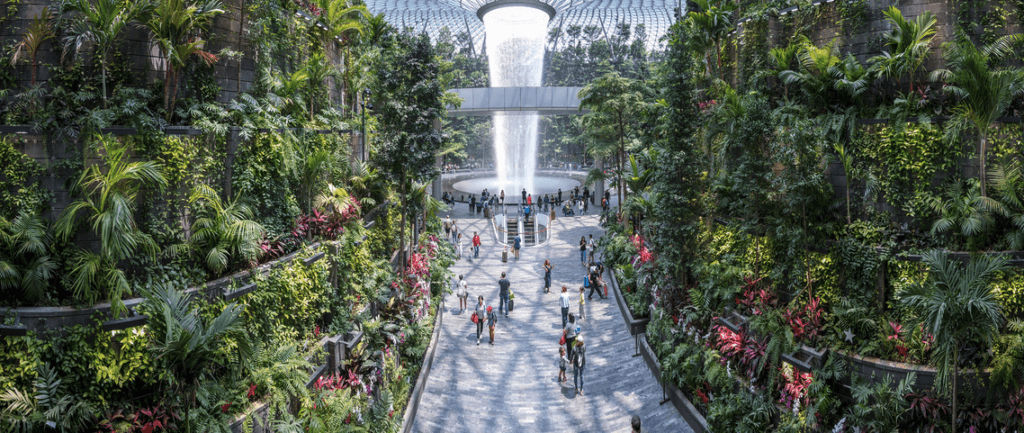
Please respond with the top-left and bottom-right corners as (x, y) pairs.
(446, 87), (586, 116)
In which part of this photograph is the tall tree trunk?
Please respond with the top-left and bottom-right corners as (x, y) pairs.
(979, 133), (988, 198)
(400, 174), (407, 274)
(952, 348), (959, 433)
(101, 58), (108, 108)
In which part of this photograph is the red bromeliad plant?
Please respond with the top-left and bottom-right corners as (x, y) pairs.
(95, 404), (180, 433)
(714, 323), (746, 361)
(783, 297), (825, 345)
(905, 390), (949, 432)
(778, 367), (813, 411)
(734, 277), (772, 316)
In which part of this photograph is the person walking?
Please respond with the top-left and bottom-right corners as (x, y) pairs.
(572, 337), (587, 395)
(498, 272), (511, 318)
(451, 220), (458, 245)
(557, 189), (562, 206)
(469, 194), (476, 214)
(487, 305), (499, 345)
(444, 215), (451, 241)
(631, 415), (644, 433)
(521, 188), (527, 203)
(456, 233), (464, 259)
(559, 286), (572, 328)
(583, 186), (589, 204)
(456, 275), (469, 312)
(475, 296), (486, 345)
(588, 234), (596, 264)
(500, 190), (505, 205)
(513, 235), (521, 260)
(579, 236), (587, 266)
(472, 231), (481, 258)
(578, 286), (586, 320)
(578, 199), (584, 216)
(527, 194), (532, 206)
(543, 259), (553, 293)
(590, 267), (607, 300)
(564, 313), (579, 361)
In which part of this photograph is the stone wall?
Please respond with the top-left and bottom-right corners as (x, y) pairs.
(2, 0), (345, 105)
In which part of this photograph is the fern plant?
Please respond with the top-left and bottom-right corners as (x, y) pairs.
(0, 363), (93, 433)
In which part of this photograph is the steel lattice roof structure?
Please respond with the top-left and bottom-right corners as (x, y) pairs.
(364, 0), (681, 54)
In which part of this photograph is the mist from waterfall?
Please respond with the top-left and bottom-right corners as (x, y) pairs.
(482, 6), (548, 201)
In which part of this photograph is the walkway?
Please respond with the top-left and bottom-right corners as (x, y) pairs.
(413, 213), (692, 432)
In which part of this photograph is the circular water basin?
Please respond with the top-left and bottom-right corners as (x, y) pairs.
(451, 176), (580, 201)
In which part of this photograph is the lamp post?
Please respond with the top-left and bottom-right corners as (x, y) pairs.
(360, 89), (371, 161)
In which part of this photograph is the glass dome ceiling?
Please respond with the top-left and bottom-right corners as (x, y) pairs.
(364, 0), (680, 53)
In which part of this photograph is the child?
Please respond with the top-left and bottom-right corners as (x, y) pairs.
(559, 346), (569, 383)
(578, 286), (586, 320)
(456, 275), (468, 312)
(487, 305), (499, 345)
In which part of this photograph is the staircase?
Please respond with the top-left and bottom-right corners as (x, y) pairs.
(506, 216), (519, 245)
(523, 218), (536, 246)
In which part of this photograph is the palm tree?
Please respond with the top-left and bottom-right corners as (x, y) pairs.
(868, 6), (938, 94)
(929, 33), (1024, 197)
(55, 135), (167, 316)
(313, 0), (366, 107)
(315, 183), (356, 218)
(169, 184), (264, 276)
(990, 157), (1024, 249)
(60, 0), (150, 107)
(579, 72), (647, 209)
(143, 283), (251, 433)
(0, 211), (56, 303)
(901, 250), (1009, 433)
(145, 0), (224, 121)
(298, 147), (335, 214)
(10, 7), (55, 87)
(928, 178), (1003, 249)
(780, 37), (844, 111)
(684, 0), (736, 81)
(768, 42), (799, 98)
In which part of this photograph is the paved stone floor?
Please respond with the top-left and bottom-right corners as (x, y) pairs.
(414, 212), (692, 433)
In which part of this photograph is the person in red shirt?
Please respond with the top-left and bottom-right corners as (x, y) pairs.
(472, 231), (481, 258)
(527, 194), (532, 205)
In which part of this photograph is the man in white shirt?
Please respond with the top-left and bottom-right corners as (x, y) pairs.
(559, 286), (572, 328)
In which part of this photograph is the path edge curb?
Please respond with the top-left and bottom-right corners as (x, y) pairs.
(606, 252), (707, 432)
(401, 297), (446, 433)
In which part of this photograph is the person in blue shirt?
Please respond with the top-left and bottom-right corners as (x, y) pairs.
(524, 205), (531, 224)
(513, 235), (521, 260)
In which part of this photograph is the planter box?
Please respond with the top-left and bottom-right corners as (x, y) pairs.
(401, 302), (445, 433)
(164, 126), (203, 135)
(833, 350), (990, 395)
(608, 267), (650, 336)
(640, 337), (708, 433)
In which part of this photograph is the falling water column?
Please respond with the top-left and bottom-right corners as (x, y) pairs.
(481, 5), (550, 201)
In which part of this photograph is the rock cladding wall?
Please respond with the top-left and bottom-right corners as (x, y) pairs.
(2, 0), (344, 104)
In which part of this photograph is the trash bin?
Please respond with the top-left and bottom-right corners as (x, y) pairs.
(484, 207), (491, 218)
(550, 209), (556, 221)
(502, 247), (508, 262)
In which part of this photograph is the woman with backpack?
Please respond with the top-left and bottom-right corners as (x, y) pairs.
(474, 296), (486, 345)
(573, 337), (587, 395)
